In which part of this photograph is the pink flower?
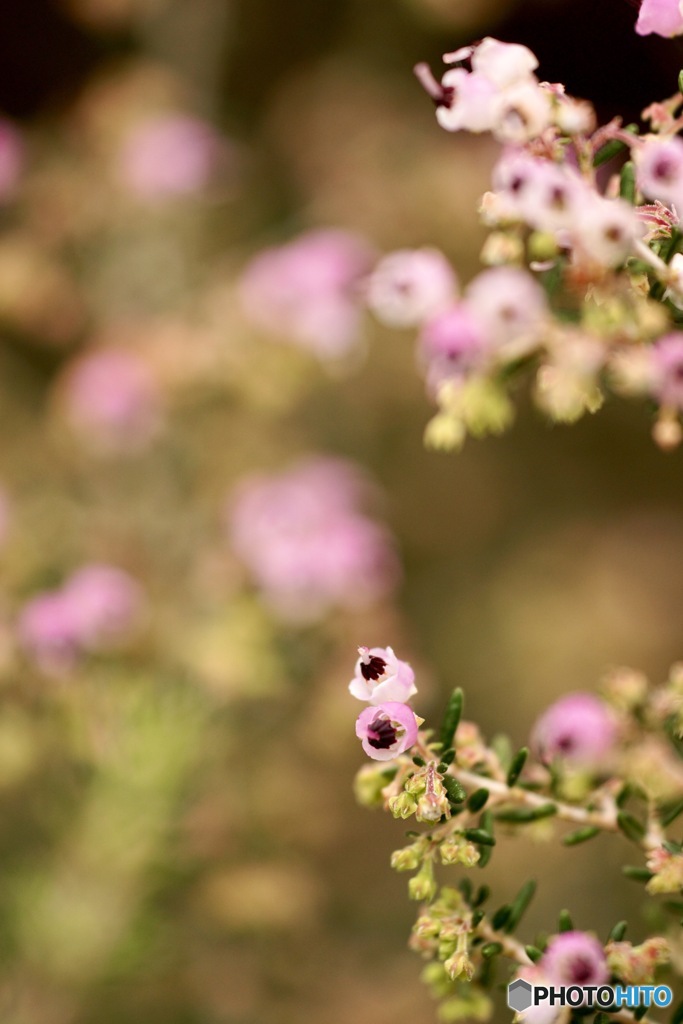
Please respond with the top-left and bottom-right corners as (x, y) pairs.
(366, 248), (457, 328)
(465, 267), (548, 359)
(17, 592), (82, 677)
(59, 348), (162, 454)
(228, 458), (398, 622)
(355, 701), (419, 761)
(492, 152), (584, 234)
(636, 138), (683, 209)
(119, 114), (226, 199)
(573, 196), (644, 267)
(541, 931), (609, 988)
(0, 120), (24, 200)
(349, 646), (417, 703)
(61, 564), (145, 651)
(636, 0), (683, 37)
(239, 229), (375, 360)
(470, 37), (538, 88)
(651, 333), (683, 408)
(531, 692), (616, 767)
(419, 303), (490, 392)
(17, 564), (145, 675)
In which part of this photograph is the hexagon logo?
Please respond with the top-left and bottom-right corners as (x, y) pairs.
(508, 979), (533, 1012)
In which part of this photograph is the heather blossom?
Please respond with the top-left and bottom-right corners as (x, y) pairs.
(355, 701), (419, 761)
(530, 692), (617, 767)
(118, 114), (226, 200)
(418, 303), (490, 392)
(57, 347), (162, 454)
(239, 229), (374, 361)
(349, 645), (416, 704)
(366, 248), (457, 328)
(635, 0), (683, 37)
(540, 931), (609, 989)
(17, 564), (145, 675)
(228, 457), (398, 622)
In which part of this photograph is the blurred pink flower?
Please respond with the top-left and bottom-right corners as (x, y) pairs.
(59, 348), (162, 454)
(636, 0), (683, 36)
(17, 563), (145, 675)
(118, 114), (226, 200)
(651, 333), (683, 409)
(636, 137), (683, 208)
(239, 229), (375, 360)
(531, 692), (616, 767)
(349, 645), (416, 704)
(418, 303), (489, 393)
(355, 701), (419, 760)
(228, 457), (398, 622)
(366, 248), (457, 328)
(61, 563), (145, 651)
(17, 591), (82, 677)
(541, 931), (609, 988)
(0, 119), (24, 200)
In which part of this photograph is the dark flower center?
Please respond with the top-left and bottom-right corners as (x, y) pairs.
(361, 655), (388, 681)
(570, 956), (595, 985)
(555, 733), (575, 753)
(367, 714), (398, 750)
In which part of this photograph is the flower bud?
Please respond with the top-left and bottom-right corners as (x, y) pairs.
(444, 950), (475, 981)
(391, 842), (423, 872)
(388, 791), (418, 820)
(353, 764), (393, 808)
(408, 859), (437, 902)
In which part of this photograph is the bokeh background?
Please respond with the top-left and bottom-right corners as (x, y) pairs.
(1, 1), (683, 1022)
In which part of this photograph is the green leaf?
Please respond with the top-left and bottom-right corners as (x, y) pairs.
(671, 999), (683, 1024)
(443, 776), (466, 804)
(617, 811), (645, 843)
(481, 941), (503, 959)
(619, 161), (636, 204)
(412, 755), (426, 767)
(492, 904), (511, 929)
(593, 125), (638, 167)
(477, 811), (494, 868)
(505, 880), (536, 933)
(507, 747), (529, 787)
(459, 877), (473, 902)
(440, 748), (456, 766)
(563, 826), (600, 847)
(473, 885), (490, 907)
(659, 797), (683, 827)
(608, 920), (627, 942)
(467, 788), (490, 813)
(558, 909), (573, 932)
(494, 803), (557, 823)
(525, 945), (543, 963)
(439, 688), (464, 751)
(462, 828), (496, 847)
(622, 865), (653, 882)
(594, 1014), (611, 1024)
(471, 909), (485, 927)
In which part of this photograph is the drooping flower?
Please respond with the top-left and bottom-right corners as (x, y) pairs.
(541, 931), (609, 989)
(531, 692), (616, 767)
(349, 645), (417, 703)
(635, 0), (683, 37)
(239, 229), (375, 361)
(366, 248), (457, 328)
(355, 701), (419, 761)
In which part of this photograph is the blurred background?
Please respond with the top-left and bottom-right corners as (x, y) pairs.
(1, 1), (683, 1022)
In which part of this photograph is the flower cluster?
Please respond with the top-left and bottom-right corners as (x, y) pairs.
(363, 36), (683, 450)
(350, 651), (683, 1022)
(227, 458), (399, 622)
(17, 564), (145, 676)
